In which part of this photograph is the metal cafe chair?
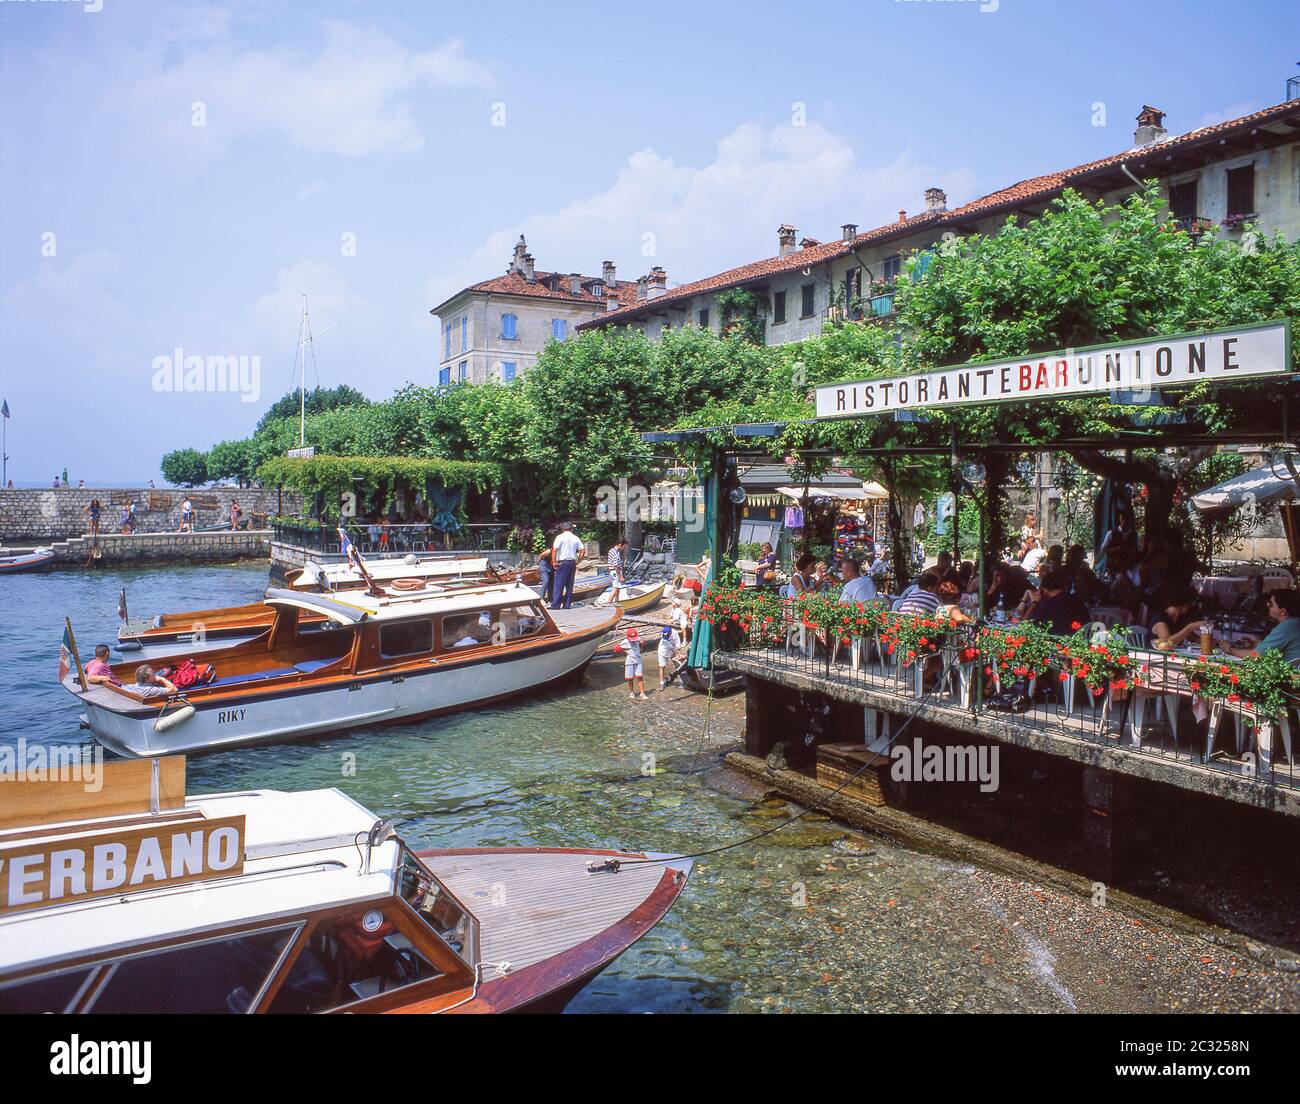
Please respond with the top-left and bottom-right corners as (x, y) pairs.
(1205, 700), (1292, 774)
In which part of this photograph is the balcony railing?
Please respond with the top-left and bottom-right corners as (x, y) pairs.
(713, 620), (1298, 794)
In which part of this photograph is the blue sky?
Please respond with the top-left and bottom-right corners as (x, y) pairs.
(0, 0), (1296, 484)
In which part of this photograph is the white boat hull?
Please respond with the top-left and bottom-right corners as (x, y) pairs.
(79, 629), (606, 758)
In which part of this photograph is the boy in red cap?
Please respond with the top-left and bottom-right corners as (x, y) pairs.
(612, 627), (648, 699)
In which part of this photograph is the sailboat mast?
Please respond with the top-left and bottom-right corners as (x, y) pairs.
(299, 296), (309, 448)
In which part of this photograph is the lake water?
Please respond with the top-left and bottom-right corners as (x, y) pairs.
(3, 563), (1295, 1013)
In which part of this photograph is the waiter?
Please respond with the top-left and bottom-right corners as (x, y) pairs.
(551, 522), (584, 609)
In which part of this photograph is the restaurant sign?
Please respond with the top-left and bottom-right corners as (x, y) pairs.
(0, 815), (246, 915)
(815, 322), (1290, 420)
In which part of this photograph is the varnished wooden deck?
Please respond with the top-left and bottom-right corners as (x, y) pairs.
(426, 849), (688, 970)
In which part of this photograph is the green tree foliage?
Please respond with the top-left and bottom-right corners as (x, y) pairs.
(206, 439), (257, 487)
(160, 448), (209, 487)
(255, 384), (369, 433)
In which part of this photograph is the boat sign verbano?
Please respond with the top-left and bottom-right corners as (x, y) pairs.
(814, 322), (1291, 419)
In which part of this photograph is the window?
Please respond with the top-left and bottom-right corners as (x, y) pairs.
(881, 255), (902, 282)
(1169, 179), (1198, 222)
(87, 927), (297, 1014)
(800, 283), (815, 318)
(501, 313), (517, 340)
(502, 361), (517, 382)
(698, 308), (709, 329)
(551, 318), (567, 342)
(592, 284), (602, 297)
(438, 367), (451, 386)
(443, 610), (493, 649)
(380, 618), (434, 658)
(444, 323), (451, 359)
(773, 290), (786, 325)
(1226, 164), (1255, 218)
(491, 603), (547, 642)
(396, 848), (475, 962)
(458, 361), (468, 382)
(268, 904), (447, 1012)
(460, 315), (468, 353)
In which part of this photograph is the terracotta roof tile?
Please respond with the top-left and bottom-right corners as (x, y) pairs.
(432, 270), (639, 316)
(579, 97), (1300, 331)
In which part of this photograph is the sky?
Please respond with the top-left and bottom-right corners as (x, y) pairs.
(0, 0), (1297, 485)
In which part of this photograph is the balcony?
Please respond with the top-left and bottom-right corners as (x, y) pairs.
(1173, 214), (1213, 236)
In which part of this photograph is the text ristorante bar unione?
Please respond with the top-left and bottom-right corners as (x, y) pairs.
(814, 323), (1290, 420)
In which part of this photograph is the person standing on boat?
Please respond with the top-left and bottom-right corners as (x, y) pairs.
(552, 522), (583, 609)
(613, 627), (648, 699)
(537, 545), (556, 607)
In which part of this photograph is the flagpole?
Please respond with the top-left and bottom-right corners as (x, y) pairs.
(65, 617), (89, 692)
(2, 397), (7, 487)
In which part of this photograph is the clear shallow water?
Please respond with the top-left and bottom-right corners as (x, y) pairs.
(4, 565), (1292, 1014)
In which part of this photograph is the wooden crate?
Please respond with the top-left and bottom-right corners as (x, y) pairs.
(814, 742), (892, 807)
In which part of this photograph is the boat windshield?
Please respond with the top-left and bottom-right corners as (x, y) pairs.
(395, 847), (477, 965)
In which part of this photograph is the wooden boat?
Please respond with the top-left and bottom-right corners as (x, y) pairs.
(117, 555), (527, 658)
(0, 546), (55, 574)
(593, 580), (666, 615)
(0, 756), (691, 1014)
(71, 578), (621, 757)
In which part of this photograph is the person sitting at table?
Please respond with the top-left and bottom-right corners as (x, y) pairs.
(1062, 544), (1104, 603)
(837, 557), (877, 604)
(1221, 588), (1300, 663)
(1045, 544), (1065, 571)
(986, 562), (1031, 611)
(1020, 537), (1048, 576)
(893, 571), (942, 616)
(753, 542), (779, 587)
(1024, 568), (1091, 636)
(1149, 583), (1209, 648)
(789, 552), (818, 596)
(813, 560), (833, 592)
(956, 560), (975, 593)
(934, 581), (972, 625)
(1100, 509), (1139, 578)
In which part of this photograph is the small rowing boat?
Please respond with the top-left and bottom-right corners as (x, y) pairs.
(0, 756), (691, 1014)
(72, 577), (622, 757)
(594, 580), (666, 615)
(0, 546), (54, 574)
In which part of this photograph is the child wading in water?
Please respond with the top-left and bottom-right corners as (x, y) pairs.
(613, 627), (648, 699)
(657, 625), (683, 690)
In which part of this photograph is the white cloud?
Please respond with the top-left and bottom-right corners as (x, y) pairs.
(426, 120), (975, 310)
(137, 22), (494, 159)
(1192, 102), (1261, 131)
(252, 260), (372, 340)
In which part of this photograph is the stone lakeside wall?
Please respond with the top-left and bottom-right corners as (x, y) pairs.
(0, 487), (300, 542)
(49, 530), (272, 567)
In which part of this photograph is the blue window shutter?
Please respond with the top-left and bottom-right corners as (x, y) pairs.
(552, 319), (567, 341)
(444, 324), (451, 359)
(502, 313), (517, 339)
(461, 316), (467, 352)
(503, 361), (517, 382)
(438, 367), (450, 386)
(458, 361), (468, 381)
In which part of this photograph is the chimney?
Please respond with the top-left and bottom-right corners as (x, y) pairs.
(1134, 105), (1167, 148)
(510, 235), (528, 274)
(569, 272), (582, 295)
(841, 223), (857, 241)
(636, 275), (648, 301)
(778, 224), (797, 257)
(898, 210), (907, 224)
(799, 236), (821, 250)
(522, 253), (535, 282)
(646, 266), (667, 299)
(602, 260), (616, 288)
(924, 187), (947, 213)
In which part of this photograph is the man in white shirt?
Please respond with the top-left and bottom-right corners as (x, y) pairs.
(868, 545), (890, 584)
(1021, 539), (1047, 576)
(551, 522), (584, 609)
(837, 557), (877, 604)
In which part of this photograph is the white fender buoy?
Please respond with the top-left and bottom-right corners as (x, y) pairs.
(154, 703), (196, 732)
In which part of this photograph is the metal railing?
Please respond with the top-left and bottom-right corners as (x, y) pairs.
(714, 623), (1297, 793)
(271, 520), (509, 555)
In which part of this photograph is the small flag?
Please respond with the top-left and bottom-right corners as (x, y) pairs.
(1, 399), (9, 419)
(59, 621), (72, 681)
(118, 587), (129, 622)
